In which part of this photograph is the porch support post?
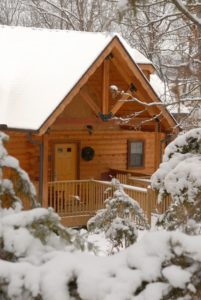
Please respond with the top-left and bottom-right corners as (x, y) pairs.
(102, 59), (110, 114)
(154, 121), (161, 170)
(42, 133), (49, 207)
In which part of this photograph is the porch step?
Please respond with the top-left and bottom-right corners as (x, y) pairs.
(61, 214), (93, 227)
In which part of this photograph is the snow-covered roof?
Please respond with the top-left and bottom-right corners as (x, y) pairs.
(118, 36), (152, 65)
(0, 25), (152, 131)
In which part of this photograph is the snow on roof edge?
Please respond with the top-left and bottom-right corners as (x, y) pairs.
(0, 25), (156, 131)
(0, 24), (153, 66)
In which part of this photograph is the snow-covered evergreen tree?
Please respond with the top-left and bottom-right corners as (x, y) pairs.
(88, 179), (148, 251)
(151, 128), (201, 234)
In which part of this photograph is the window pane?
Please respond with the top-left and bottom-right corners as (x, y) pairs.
(129, 141), (144, 167)
(130, 153), (143, 167)
(131, 142), (143, 154)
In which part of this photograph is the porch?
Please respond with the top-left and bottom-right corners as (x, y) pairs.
(16, 166), (171, 227)
(47, 176), (171, 227)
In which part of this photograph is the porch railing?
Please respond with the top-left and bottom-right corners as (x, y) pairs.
(48, 180), (111, 217)
(48, 179), (172, 226)
(109, 168), (150, 185)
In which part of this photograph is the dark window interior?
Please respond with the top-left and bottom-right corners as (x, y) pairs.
(128, 141), (144, 167)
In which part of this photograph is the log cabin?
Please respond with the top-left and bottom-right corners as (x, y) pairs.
(0, 25), (178, 226)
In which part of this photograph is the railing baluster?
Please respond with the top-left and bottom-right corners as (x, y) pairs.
(47, 179), (171, 226)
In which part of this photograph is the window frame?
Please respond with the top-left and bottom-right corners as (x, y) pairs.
(127, 140), (145, 169)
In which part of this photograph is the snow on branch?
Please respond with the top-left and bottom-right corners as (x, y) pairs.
(151, 128), (201, 233)
(172, 0), (201, 28)
(0, 230), (201, 299)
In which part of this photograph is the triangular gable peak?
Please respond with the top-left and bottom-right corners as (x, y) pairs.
(41, 37), (177, 135)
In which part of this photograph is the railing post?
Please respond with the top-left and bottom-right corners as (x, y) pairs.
(89, 179), (94, 212)
(146, 186), (153, 225)
(127, 173), (131, 185)
(42, 134), (48, 208)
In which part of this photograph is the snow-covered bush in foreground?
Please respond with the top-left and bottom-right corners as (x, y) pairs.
(0, 231), (201, 300)
(87, 179), (148, 251)
(151, 128), (201, 233)
(0, 207), (91, 263)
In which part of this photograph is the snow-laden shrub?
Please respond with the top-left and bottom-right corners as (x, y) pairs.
(151, 128), (201, 234)
(0, 231), (201, 300)
(87, 179), (148, 251)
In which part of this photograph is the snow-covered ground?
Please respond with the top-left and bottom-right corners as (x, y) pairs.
(86, 226), (153, 256)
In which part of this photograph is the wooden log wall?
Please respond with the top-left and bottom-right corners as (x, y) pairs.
(3, 127), (165, 197)
(3, 131), (41, 190)
(3, 129), (165, 185)
(47, 129), (165, 181)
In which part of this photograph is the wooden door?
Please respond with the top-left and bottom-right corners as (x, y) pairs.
(54, 143), (77, 181)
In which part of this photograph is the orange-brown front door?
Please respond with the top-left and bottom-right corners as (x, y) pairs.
(54, 143), (77, 181)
